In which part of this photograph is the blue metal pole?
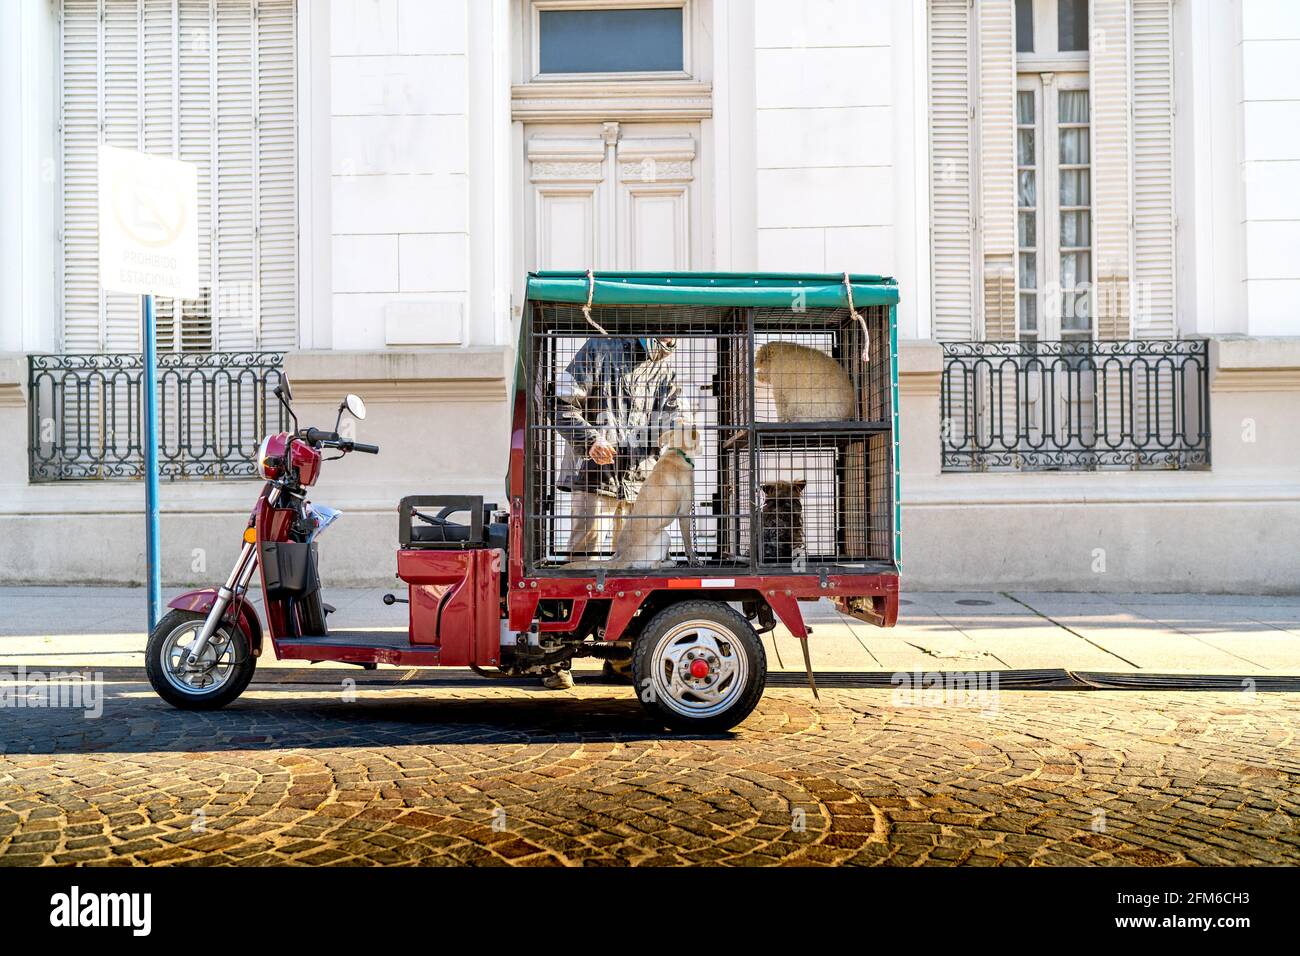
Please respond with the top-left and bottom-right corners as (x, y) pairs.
(142, 294), (162, 633)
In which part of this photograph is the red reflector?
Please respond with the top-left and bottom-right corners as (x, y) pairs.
(667, 579), (699, 589)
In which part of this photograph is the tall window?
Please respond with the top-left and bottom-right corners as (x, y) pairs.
(59, 0), (298, 353)
(1057, 87), (1092, 342)
(1016, 88), (1039, 340)
(1017, 77), (1092, 342)
(1015, 0), (1091, 341)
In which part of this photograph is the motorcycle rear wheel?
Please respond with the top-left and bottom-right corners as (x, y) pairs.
(632, 600), (766, 732)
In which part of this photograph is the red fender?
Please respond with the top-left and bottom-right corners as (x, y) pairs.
(167, 588), (265, 658)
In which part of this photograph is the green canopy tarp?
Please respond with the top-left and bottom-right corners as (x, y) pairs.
(524, 271), (899, 310)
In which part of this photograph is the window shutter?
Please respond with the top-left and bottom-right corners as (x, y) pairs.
(928, 0), (975, 342)
(142, 0), (178, 349)
(180, 0), (215, 351)
(255, 0), (298, 349)
(59, 0), (296, 352)
(59, 0), (101, 353)
(102, 0), (142, 349)
(1090, 0), (1132, 339)
(1131, 0), (1175, 337)
(977, 0), (1016, 341)
(214, 0), (254, 351)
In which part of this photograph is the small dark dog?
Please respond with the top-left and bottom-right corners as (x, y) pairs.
(760, 479), (806, 565)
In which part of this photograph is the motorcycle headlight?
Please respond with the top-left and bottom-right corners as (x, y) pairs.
(256, 435), (281, 479)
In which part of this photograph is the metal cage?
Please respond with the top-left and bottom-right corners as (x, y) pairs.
(521, 280), (897, 577)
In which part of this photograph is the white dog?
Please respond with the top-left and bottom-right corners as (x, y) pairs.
(569, 417), (700, 570)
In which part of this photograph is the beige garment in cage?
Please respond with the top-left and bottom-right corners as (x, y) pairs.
(567, 492), (635, 559)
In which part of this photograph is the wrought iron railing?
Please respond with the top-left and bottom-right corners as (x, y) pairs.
(940, 340), (1210, 471)
(28, 352), (288, 481)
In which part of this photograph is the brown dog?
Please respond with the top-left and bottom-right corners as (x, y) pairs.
(760, 479), (806, 565)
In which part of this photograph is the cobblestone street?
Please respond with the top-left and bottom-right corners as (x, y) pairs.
(1, 679), (1297, 866)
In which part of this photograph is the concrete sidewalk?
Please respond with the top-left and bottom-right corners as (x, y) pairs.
(1, 586), (1298, 675)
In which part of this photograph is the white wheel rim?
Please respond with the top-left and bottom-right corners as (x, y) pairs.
(160, 620), (238, 696)
(648, 619), (749, 720)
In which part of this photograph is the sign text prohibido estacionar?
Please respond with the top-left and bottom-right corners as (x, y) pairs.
(97, 144), (199, 300)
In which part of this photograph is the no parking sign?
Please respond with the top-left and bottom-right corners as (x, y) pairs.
(98, 144), (199, 299)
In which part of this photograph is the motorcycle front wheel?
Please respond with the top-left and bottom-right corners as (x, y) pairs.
(145, 609), (256, 710)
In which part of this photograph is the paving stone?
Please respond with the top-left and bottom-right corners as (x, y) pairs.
(0, 684), (1296, 866)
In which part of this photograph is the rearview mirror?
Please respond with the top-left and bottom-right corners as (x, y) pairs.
(344, 394), (367, 421)
(279, 376), (293, 401)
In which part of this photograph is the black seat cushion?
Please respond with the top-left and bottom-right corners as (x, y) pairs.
(409, 519), (509, 550)
(410, 521), (472, 543)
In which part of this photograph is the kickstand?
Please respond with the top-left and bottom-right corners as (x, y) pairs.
(798, 636), (820, 700)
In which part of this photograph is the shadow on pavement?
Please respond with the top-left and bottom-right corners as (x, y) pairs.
(0, 691), (750, 755)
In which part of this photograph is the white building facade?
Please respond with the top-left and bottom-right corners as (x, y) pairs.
(0, 0), (1297, 591)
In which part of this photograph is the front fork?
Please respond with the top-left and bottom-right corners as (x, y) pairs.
(185, 541), (259, 666)
(183, 486), (282, 666)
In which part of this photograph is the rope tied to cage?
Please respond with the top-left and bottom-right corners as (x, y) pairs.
(581, 268), (607, 335)
(843, 272), (870, 363)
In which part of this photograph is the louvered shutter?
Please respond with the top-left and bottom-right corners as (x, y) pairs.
(102, 0), (141, 349)
(1131, 0), (1175, 337)
(978, 0), (1016, 341)
(255, 0), (297, 348)
(142, 0), (178, 349)
(60, 0), (100, 353)
(214, 0), (254, 350)
(179, 0), (215, 351)
(1090, 0), (1132, 339)
(928, 0), (975, 342)
(59, 0), (296, 352)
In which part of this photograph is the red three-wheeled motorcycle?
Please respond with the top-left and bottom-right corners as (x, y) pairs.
(147, 272), (901, 731)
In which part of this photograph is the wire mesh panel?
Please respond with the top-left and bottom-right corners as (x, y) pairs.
(753, 305), (890, 424)
(725, 430), (893, 571)
(525, 299), (896, 575)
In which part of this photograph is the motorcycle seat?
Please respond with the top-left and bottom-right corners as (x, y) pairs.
(409, 513), (509, 551)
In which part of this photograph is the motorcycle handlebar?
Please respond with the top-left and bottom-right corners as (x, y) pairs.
(303, 427), (338, 445)
(301, 428), (380, 455)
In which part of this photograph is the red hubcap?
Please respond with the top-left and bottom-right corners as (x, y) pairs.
(689, 659), (711, 679)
